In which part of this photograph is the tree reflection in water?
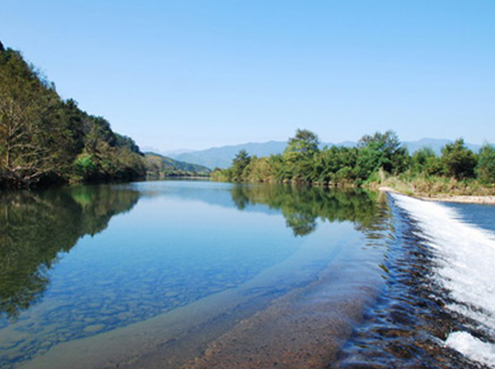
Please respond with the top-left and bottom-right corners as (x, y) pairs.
(0, 182), (389, 321)
(230, 184), (388, 237)
(0, 185), (140, 320)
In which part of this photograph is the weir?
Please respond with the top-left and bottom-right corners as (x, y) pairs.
(392, 194), (495, 368)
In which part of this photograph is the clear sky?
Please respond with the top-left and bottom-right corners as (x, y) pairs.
(1, 1), (494, 151)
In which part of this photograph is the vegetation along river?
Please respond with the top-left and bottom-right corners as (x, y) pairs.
(0, 180), (494, 368)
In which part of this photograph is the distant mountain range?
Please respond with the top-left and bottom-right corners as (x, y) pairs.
(165, 138), (483, 170)
(401, 138), (481, 155)
(169, 141), (287, 170)
(142, 147), (196, 157)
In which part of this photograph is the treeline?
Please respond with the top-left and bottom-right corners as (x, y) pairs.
(213, 129), (495, 190)
(0, 41), (146, 188)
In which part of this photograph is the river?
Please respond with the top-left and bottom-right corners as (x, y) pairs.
(0, 181), (493, 368)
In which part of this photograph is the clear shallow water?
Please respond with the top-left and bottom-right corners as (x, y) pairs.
(0, 181), (388, 369)
(3, 183), (495, 369)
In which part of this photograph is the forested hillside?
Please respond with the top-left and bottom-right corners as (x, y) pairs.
(0, 41), (146, 188)
(145, 152), (211, 178)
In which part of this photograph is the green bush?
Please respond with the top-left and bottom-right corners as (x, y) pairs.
(73, 154), (97, 180)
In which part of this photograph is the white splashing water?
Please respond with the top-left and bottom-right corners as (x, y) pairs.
(392, 194), (495, 368)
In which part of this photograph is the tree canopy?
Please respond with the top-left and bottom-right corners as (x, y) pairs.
(477, 144), (495, 183)
(284, 129), (320, 159)
(441, 139), (477, 179)
(356, 130), (409, 177)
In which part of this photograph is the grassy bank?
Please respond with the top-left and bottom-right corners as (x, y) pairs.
(368, 171), (495, 202)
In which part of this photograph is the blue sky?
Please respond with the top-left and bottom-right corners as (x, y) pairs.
(1, 1), (494, 150)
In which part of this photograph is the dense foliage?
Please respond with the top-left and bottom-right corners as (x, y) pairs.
(477, 144), (495, 184)
(213, 129), (494, 189)
(0, 43), (146, 188)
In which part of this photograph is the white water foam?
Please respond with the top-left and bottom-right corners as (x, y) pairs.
(392, 194), (495, 368)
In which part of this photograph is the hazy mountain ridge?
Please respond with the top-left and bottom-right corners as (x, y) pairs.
(171, 141), (287, 169)
(402, 138), (481, 155)
(168, 139), (483, 170)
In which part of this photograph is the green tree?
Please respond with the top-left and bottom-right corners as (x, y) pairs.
(231, 149), (251, 181)
(356, 131), (408, 179)
(283, 129), (320, 181)
(314, 146), (358, 184)
(476, 144), (495, 183)
(411, 147), (443, 176)
(285, 129), (319, 157)
(441, 139), (477, 179)
(244, 156), (277, 182)
(114, 134), (141, 154)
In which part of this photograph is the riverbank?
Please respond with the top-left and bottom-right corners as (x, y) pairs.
(379, 186), (495, 205)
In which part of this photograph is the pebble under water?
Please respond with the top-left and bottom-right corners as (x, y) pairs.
(0, 182), (388, 369)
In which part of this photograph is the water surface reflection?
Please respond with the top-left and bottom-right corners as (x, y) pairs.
(0, 181), (389, 369)
(0, 186), (140, 320)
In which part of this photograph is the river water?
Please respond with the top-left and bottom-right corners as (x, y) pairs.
(0, 181), (493, 368)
